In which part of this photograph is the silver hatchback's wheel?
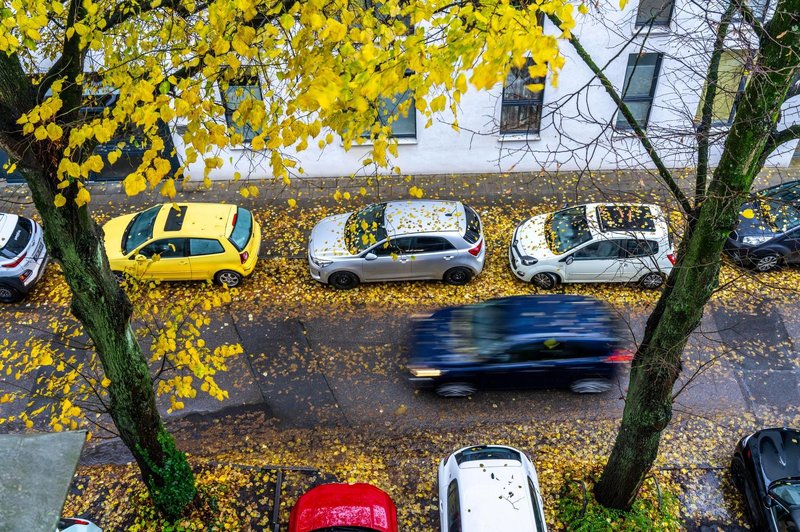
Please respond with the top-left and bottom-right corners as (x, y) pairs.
(0, 284), (23, 304)
(754, 253), (780, 272)
(215, 270), (243, 287)
(436, 382), (476, 397)
(329, 271), (360, 290)
(531, 272), (558, 290)
(639, 272), (664, 289)
(443, 267), (473, 286)
(570, 378), (612, 394)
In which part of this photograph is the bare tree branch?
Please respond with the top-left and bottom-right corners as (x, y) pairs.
(547, 13), (694, 214)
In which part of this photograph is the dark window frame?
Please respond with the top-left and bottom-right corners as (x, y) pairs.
(447, 478), (462, 532)
(634, 0), (675, 27)
(220, 70), (264, 143)
(362, 71), (418, 140)
(500, 57), (546, 135)
(615, 52), (663, 130)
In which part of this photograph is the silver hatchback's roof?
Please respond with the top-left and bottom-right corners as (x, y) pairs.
(384, 200), (466, 237)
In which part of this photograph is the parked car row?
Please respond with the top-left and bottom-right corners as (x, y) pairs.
(290, 444), (548, 532)
(289, 428), (800, 532)
(3, 179), (798, 303)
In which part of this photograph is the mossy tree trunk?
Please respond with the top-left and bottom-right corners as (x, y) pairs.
(594, 0), (800, 509)
(0, 47), (195, 520)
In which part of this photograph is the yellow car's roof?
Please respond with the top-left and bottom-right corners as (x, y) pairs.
(152, 202), (237, 239)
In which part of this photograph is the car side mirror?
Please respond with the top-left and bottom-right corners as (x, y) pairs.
(135, 254), (148, 262)
(561, 255), (574, 265)
(364, 252), (378, 261)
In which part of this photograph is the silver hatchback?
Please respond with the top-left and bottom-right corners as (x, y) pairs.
(308, 200), (486, 289)
(0, 213), (49, 303)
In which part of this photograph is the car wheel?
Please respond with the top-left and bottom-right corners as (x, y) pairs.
(435, 382), (476, 397)
(639, 272), (664, 289)
(754, 252), (780, 272)
(569, 378), (612, 394)
(329, 271), (360, 290)
(0, 284), (24, 304)
(730, 456), (746, 492)
(443, 267), (473, 286)
(214, 270), (243, 288)
(531, 272), (558, 290)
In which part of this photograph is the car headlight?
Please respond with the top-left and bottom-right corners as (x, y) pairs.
(741, 235), (772, 246)
(310, 255), (333, 268)
(410, 367), (443, 378)
(520, 256), (538, 266)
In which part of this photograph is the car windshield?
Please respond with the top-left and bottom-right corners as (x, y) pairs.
(344, 203), (387, 255)
(0, 217), (32, 259)
(450, 300), (507, 356)
(545, 206), (592, 254)
(123, 205), (160, 254)
(228, 207), (253, 251)
(764, 199), (800, 233)
(455, 445), (521, 465)
(771, 481), (800, 508)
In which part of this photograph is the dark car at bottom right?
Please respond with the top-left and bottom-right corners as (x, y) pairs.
(731, 427), (800, 531)
(725, 180), (800, 272)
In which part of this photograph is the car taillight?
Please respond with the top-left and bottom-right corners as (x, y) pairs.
(605, 349), (634, 363)
(667, 253), (676, 265)
(468, 240), (483, 257)
(239, 251), (249, 263)
(2, 252), (27, 268)
(232, 213), (238, 227)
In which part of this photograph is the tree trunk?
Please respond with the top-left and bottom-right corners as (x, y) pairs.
(595, 1), (800, 509)
(23, 170), (196, 517)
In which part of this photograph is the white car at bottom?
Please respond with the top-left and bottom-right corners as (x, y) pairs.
(509, 203), (675, 290)
(439, 445), (547, 532)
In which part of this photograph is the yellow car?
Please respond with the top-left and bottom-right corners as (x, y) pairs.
(103, 202), (261, 287)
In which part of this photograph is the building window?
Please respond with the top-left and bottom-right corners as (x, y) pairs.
(615, 53), (662, 130)
(635, 0), (674, 26)
(220, 71), (263, 142)
(500, 58), (545, 135)
(365, 91), (417, 138)
(732, 0), (770, 21)
(695, 50), (747, 126)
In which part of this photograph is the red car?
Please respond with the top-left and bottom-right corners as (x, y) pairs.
(289, 483), (399, 532)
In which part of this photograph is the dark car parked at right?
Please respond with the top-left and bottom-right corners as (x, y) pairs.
(731, 427), (800, 531)
(725, 180), (800, 272)
(407, 294), (631, 397)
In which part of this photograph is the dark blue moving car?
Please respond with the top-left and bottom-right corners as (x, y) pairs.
(726, 180), (800, 272)
(407, 295), (631, 397)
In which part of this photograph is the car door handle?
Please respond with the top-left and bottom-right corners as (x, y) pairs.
(443, 255), (455, 260)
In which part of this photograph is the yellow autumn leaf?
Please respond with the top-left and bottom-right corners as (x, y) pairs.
(53, 193), (67, 207)
(75, 187), (90, 207)
(288, 198), (297, 208)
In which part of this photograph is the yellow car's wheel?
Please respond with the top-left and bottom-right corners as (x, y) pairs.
(214, 270), (243, 288)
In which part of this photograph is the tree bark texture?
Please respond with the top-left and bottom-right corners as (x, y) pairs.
(595, 0), (800, 509)
(0, 54), (195, 518)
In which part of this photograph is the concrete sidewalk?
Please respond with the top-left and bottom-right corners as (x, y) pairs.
(2, 167), (799, 218)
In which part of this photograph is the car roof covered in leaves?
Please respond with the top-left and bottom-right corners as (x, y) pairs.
(585, 203), (669, 240)
(384, 200), (466, 237)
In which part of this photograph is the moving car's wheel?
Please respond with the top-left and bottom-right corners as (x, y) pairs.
(0, 284), (23, 304)
(436, 382), (476, 397)
(639, 272), (664, 289)
(443, 267), (473, 286)
(753, 252), (780, 272)
(531, 272), (558, 290)
(329, 271), (360, 290)
(569, 378), (612, 394)
(214, 270), (243, 288)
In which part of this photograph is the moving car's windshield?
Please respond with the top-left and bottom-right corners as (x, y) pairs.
(545, 206), (592, 254)
(124, 205), (161, 254)
(450, 301), (506, 356)
(345, 203), (387, 255)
